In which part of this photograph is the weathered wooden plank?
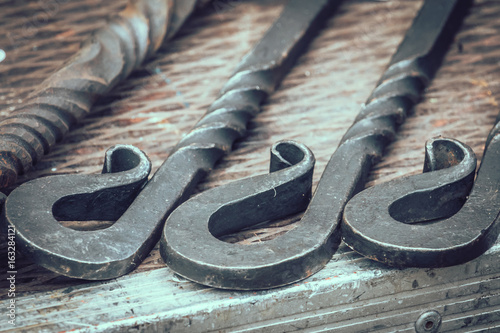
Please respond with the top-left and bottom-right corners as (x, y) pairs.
(2, 243), (500, 332)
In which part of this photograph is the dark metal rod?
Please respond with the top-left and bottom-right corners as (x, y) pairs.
(0, 0), (205, 189)
(290, 0), (472, 275)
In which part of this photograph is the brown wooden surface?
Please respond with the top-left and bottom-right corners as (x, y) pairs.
(0, 0), (499, 300)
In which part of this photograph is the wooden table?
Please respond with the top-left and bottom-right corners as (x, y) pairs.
(1, 0), (500, 331)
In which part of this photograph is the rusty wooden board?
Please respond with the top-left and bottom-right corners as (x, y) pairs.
(0, 0), (500, 331)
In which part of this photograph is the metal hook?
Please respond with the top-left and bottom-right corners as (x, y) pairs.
(161, 0), (473, 289)
(340, 136), (500, 268)
(161, 140), (323, 290)
(2, 145), (152, 279)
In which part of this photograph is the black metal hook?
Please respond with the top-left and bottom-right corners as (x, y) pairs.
(161, 0), (474, 288)
(160, 140), (329, 290)
(340, 136), (500, 268)
(1, 145), (152, 279)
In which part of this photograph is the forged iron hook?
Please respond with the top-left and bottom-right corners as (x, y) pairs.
(160, 0), (472, 289)
(161, 141), (317, 290)
(342, 133), (500, 268)
(342, 138), (482, 267)
(2, 145), (152, 279)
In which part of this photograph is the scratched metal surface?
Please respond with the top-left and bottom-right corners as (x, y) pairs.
(0, 0), (500, 331)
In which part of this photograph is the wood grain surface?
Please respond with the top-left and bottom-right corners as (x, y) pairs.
(0, 0), (499, 318)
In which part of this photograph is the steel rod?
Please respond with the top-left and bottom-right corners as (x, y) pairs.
(0, 0), (205, 189)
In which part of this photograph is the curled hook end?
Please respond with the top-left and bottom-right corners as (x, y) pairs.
(3, 144), (152, 280)
(161, 140), (318, 290)
(342, 137), (481, 268)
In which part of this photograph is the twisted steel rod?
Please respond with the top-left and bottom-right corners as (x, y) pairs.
(0, 0), (205, 189)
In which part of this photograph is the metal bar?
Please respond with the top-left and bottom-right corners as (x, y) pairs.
(2, 0), (342, 280)
(0, 0), (204, 189)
